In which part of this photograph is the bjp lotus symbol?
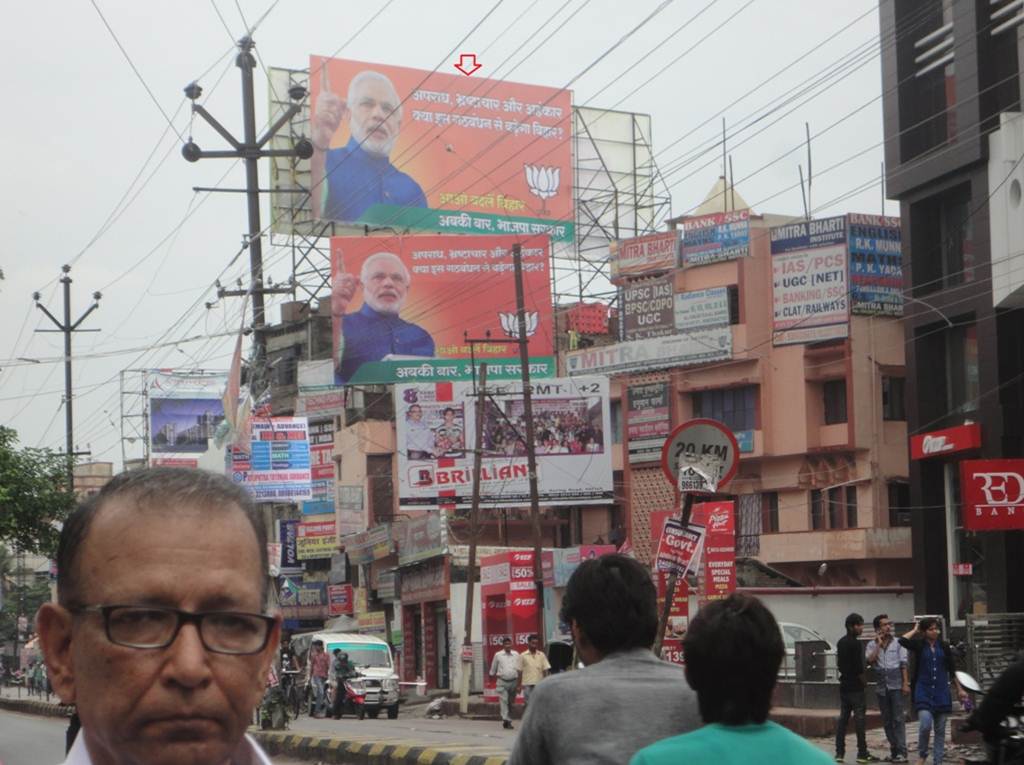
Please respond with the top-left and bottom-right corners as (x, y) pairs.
(499, 311), (539, 338)
(524, 164), (560, 214)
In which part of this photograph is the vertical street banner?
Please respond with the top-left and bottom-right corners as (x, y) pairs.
(621, 275), (675, 341)
(395, 376), (613, 508)
(327, 584), (354, 617)
(626, 382), (670, 464)
(770, 216), (849, 345)
(303, 418), (336, 515)
(279, 519), (300, 571)
(609, 231), (681, 282)
(694, 501), (736, 606)
(680, 210), (751, 267)
(148, 371), (227, 456)
(331, 234), (553, 385)
(656, 573), (689, 665)
(654, 517), (706, 576)
(310, 56), (572, 241)
(846, 213), (903, 316)
(230, 417), (312, 503)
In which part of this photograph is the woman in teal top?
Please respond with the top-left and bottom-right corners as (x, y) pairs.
(631, 593), (833, 765)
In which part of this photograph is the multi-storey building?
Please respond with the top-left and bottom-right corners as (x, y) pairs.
(878, 0), (1024, 620)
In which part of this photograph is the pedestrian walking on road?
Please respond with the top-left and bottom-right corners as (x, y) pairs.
(519, 634), (550, 707)
(835, 612), (879, 762)
(865, 614), (910, 762)
(35, 466), (281, 765)
(630, 592), (832, 765)
(508, 554), (700, 765)
(899, 618), (967, 765)
(490, 638), (522, 729)
(309, 639), (330, 717)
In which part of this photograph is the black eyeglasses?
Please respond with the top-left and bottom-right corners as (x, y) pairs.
(71, 605), (275, 655)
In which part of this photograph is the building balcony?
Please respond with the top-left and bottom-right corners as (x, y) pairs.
(759, 527), (912, 565)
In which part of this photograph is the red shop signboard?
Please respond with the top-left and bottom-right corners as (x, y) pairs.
(910, 423), (982, 460)
(960, 459), (1024, 531)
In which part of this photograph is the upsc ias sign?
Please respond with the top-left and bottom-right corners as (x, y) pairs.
(960, 459), (1024, 531)
(660, 419), (740, 494)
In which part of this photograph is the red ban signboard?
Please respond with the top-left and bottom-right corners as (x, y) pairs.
(960, 459), (1024, 531)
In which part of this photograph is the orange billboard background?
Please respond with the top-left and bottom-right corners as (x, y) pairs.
(310, 56), (573, 226)
(330, 234), (553, 385)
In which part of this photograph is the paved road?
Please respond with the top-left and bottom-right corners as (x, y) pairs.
(0, 709), (68, 765)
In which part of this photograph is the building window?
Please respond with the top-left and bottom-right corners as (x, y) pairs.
(910, 183), (975, 294)
(823, 380), (848, 425)
(978, 0), (1021, 134)
(827, 487), (844, 529)
(810, 489), (824, 530)
(610, 399), (623, 444)
(692, 385), (757, 432)
(761, 492), (779, 534)
(845, 485), (858, 528)
(896, 0), (955, 161)
(947, 323), (979, 414)
(882, 376), (906, 421)
(727, 285), (740, 325)
(888, 481), (911, 527)
(367, 454), (394, 524)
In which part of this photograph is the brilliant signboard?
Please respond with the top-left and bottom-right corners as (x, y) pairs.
(310, 56), (572, 241)
(770, 216), (849, 346)
(395, 376), (612, 509)
(330, 234), (553, 385)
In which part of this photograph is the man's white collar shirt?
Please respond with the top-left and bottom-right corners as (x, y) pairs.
(59, 730), (274, 765)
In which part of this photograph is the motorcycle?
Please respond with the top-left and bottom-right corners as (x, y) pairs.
(956, 671), (1024, 765)
(330, 675), (368, 720)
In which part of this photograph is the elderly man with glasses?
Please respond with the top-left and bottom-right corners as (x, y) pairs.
(37, 467), (281, 765)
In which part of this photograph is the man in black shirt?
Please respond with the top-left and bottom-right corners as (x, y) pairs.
(835, 613), (878, 762)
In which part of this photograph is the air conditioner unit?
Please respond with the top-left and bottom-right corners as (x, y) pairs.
(988, 111), (1024, 309)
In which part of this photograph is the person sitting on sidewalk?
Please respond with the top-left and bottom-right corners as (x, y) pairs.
(508, 554), (700, 765)
(630, 592), (833, 765)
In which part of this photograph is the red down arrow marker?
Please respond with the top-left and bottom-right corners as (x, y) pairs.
(454, 53), (482, 76)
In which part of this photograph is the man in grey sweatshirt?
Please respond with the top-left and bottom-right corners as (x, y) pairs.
(508, 554), (700, 765)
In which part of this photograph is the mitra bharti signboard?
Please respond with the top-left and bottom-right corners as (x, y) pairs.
(960, 459), (1024, 531)
(609, 231), (681, 282)
(770, 216), (849, 346)
(395, 377), (613, 509)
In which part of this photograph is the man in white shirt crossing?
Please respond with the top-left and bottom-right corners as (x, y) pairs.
(489, 637), (522, 729)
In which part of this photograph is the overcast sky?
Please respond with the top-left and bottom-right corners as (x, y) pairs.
(0, 0), (892, 468)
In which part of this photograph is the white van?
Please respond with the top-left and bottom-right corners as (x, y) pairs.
(289, 631), (401, 719)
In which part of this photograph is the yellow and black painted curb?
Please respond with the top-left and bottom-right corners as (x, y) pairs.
(0, 695), (73, 718)
(251, 730), (509, 765)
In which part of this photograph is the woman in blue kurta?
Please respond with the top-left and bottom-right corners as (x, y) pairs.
(898, 618), (967, 763)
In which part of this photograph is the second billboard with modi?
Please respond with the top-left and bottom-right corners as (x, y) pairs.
(394, 376), (613, 509)
(310, 56), (573, 242)
(331, 234), (553, 385)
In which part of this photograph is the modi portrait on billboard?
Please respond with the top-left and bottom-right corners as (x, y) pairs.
(330, 234), (553, 385)
(310, 56), (573, 242)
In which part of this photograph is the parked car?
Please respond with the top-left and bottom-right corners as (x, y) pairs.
(289, 631), (401, 719)
(777, 622), (834, 680)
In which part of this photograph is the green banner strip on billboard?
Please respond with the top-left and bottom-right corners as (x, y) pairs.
(357, 205), (574, 244)
(347, 356), (555, 385)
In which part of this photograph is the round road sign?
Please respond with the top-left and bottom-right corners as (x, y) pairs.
(660, 418), (740, 492)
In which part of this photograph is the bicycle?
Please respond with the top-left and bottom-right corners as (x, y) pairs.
(280, 669), (305, 720)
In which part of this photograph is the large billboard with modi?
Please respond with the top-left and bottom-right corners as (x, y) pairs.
(330, 234), (554, 385)
(309, 56), (573, 243)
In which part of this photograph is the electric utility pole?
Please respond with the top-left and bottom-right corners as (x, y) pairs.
(33, 265), (101, 490)
(512, 243), (546, 647)
(181, 35), (313, 393)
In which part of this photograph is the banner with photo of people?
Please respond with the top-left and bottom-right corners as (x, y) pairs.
(330, 234), (553, 385)
(309, 56), (573, 242)
(394, 376), (613, 509)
